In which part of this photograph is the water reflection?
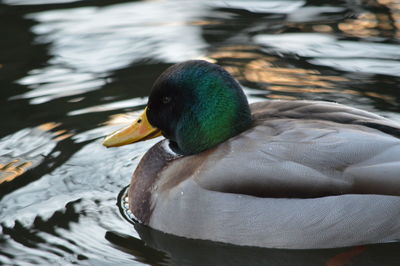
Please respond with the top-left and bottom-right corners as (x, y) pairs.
(0, 122), (67, 186)
(339, 0), (400, 38)
(11, 0), (208, 105)
(206, 44), (400, 111)
(1, 0), (400, 265)
(0, 159), (32, 184)
(107, 225), (400, 266)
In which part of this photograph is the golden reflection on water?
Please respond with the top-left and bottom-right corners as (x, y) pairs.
(39, 122), (73, 140)
(37, 122), (61, 131)
(190, 20), (221, 26)
(0, 122), (73, 184)
(312, 25), (333, 33)
(244, 59), (347, 87)
(54, 130), (73, 141)
(0, 159), (33, 184)
(288, 0), (400, 38)
(208, 47), (350, 98)
(207, 45), (397, 104)
(340, 0), (400, 38)
(38, 122), (73, 141)
(267, 94), (297, 100)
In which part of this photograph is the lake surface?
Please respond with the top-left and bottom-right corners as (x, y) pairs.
(1, 0), (400, 265)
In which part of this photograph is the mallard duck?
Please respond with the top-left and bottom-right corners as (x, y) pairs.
(103, 60), (400, 249)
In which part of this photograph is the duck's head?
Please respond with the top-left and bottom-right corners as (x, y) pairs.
(102, 60), (252, 155)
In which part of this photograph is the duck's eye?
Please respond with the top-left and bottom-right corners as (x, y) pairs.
(162, 96), (171, 104)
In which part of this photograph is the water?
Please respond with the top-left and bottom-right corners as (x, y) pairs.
(1, 0), (399, 265)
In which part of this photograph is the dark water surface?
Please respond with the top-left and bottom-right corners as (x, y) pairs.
(1, 0), (400, 265)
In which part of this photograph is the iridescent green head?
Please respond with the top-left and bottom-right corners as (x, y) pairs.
(146, 60), (252, 155)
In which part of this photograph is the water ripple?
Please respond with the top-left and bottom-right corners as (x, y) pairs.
(1, 0), (400, 264)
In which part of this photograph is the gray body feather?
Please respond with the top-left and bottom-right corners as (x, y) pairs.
(129, 100), (400, 249)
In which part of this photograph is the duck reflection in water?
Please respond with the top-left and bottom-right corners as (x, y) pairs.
(106, 226), (400, 266)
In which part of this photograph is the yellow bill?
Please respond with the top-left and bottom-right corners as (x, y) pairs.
(102, 107), (162, 147)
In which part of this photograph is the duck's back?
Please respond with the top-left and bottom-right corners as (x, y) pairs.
(194, 100), (400, 198)
(252, 100), (400, 138)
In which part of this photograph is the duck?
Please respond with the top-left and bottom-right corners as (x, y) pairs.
(103, 60), (400, 249)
